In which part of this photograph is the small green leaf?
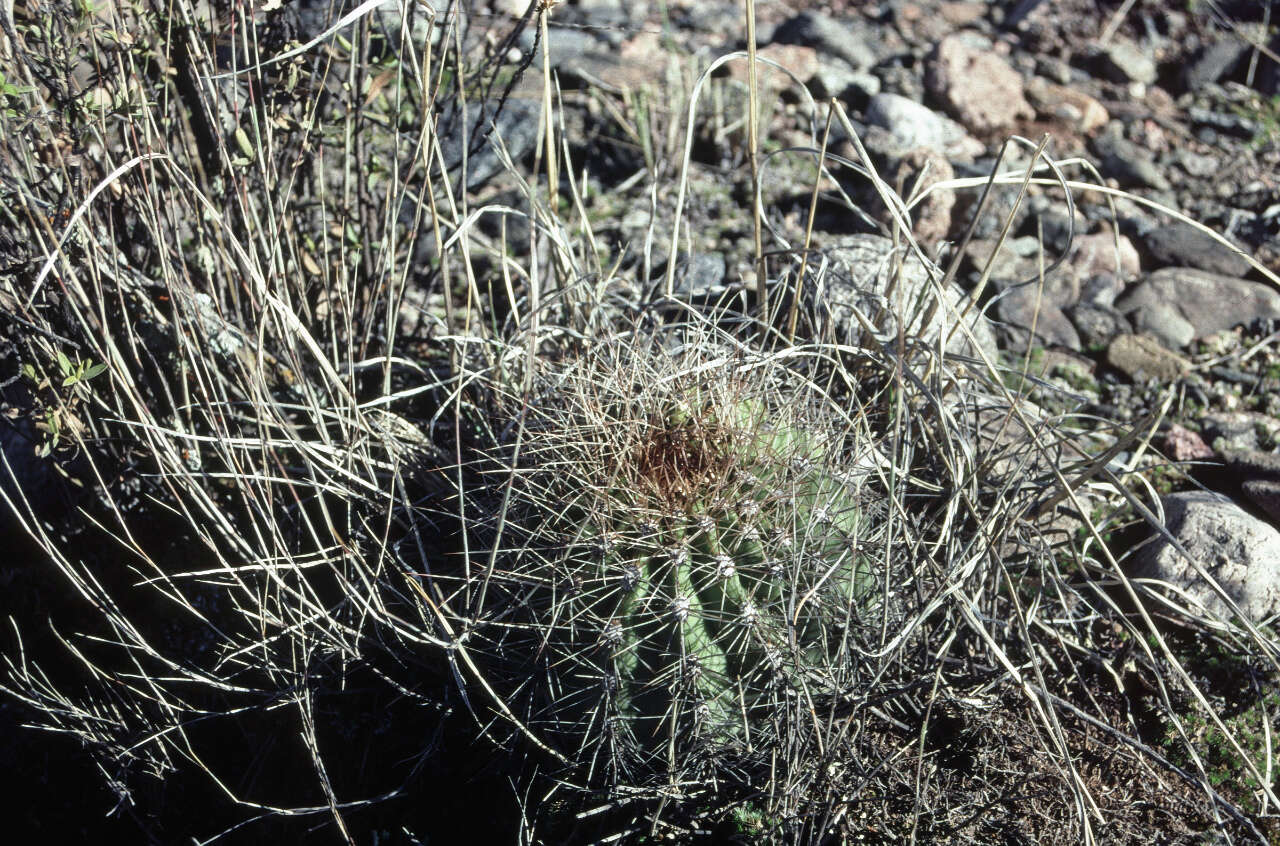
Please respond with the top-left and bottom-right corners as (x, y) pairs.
(83, 362), (108, 380)
(56, 350), (73, 377)
(233, 127), (255, 161)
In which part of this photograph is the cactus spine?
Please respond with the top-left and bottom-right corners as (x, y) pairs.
(427, 328), (881, 790)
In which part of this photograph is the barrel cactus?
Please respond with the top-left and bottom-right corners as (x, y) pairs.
(421, 323), (889, 797)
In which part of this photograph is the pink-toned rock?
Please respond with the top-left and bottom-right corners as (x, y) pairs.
(1066, 230), (1141, 286)
(619, 32), (663, 63)
(897, 1), (986, 42)
(1145, 85), (1176, 115)
(939, 1), (988, 26)
(726, 43), (820, 92)
(993, 230), (1139, 314)
(560, 32), (673, 91)
(1024, 77), (1110, 134)
(926, 35), (1034, 135)
(892, 149), (955, 249)
(1164, 424), (1214, 463)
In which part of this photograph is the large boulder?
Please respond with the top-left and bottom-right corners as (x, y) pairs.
(1115, 268), (1280, 344)
(1141, 223), (1253, 278)
(925, 34), (1033, 135)
(1133, 491), (1280, 623)
(436, 98), (541, 191)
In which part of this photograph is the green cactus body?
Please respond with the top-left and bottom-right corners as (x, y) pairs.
(594, 480), (863, 767)
(442, 337), (878, 785)
(566, 423), (867, 762)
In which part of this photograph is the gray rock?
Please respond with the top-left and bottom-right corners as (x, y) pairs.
(1222, 449), (1280, 481)
(801, 234), (998, 359)
(1188, 107), (1261, 139)
(1062, 230), (1142, 292)
(1172, 148), (1221, 179)
(1133, 491), (1280, 624)
(1199, 411), (1280, 453)
(1066, 302), (1130, 349)
(992, 259), (1081, 308)
(1036, 55), (1074, 85)
(863, 93), (984, 161)
(1089, 40), (1158, 85)
(1142, 223), (1252, 278)
(1243, 480), (1280, 527)
(438, 98), (541, 191)
(952, 182), (1033, 242)
(1087, 194), (1161, 240)
(673, 253), (728, 298)
(518, 25), (600, 69)
(964, 236), (1043, 285)
(845, 72), (883, 106)
(981, 237), (1095, 316)
(1184, 38), (1250, 91)
(1080, 272), (1125, 307)
(567, 0), (632, 34)
(295, 0), (458, 50)
(554, 49), (664, 91)
(1031, 206), (1087, 255)
(812, 58), (880, 105)
(771, 10), (878, 72)
(995, 290), (1081, 351)
(687, 4), (757, 41)
(1105, 333), (1190, 382)
(1130, 301), (1197, 349)
(1096, 136), (1172, 191)
(1115, 267), (1280, 342)
(874, 63), (925, 101)
(809, 57), (857, 99)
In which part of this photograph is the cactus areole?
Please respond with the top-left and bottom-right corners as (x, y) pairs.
(432, 336), (879, 788)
